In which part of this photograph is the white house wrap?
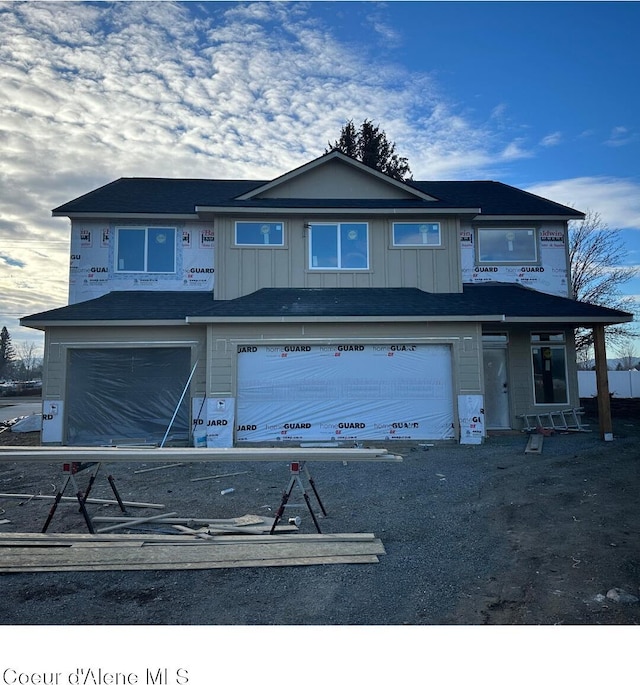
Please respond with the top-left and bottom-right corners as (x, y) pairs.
(236, 343), (455, 441)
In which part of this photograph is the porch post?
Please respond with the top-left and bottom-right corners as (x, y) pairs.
(592, 324), (613, 441)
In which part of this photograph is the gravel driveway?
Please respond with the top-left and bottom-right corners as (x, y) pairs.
(1, 411), (639, 626)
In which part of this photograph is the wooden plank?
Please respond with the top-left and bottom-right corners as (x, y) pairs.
(0, 446), (402, 464)
(525, 434), (543, 454)
(0, 531), (378, 543)
(0, 555), (381, 573)
(91, 514), (268, 526)
(2, 540), (384, 564)
(96, 512), (179, 533)
(0, 493), (165, 508)
(0, 538), (385, 572)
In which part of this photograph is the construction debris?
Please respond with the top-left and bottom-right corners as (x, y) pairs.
(91, 513), (299, 535)
(0, 492), (165, 509)
(0, 531), (386, 572)
(190, 470), (249, 482)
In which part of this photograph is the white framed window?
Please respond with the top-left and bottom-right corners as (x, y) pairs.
(477, 228), (537, 263)
(531, 332), (568, 404)
(116, 227), (176, 273)
(308, 222), (368, 270)
(235, 221), (284, 246)
(392, 222), (441, 246)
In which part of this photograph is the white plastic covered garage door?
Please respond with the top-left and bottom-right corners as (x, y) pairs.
(236, 343), (454, 442)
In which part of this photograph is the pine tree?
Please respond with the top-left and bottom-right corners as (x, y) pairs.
(0, 326), (16, 379)
(326, 119), (412, 181)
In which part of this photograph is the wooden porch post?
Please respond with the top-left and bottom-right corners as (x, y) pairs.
(592, 324), (613, 441)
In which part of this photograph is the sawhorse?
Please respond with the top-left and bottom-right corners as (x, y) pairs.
(270, 461), (327, 534)
(42, 462), (128, 533)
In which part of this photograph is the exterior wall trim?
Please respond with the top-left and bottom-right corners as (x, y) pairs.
(195, 206), (480, 216)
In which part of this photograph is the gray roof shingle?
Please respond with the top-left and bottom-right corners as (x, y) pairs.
(52, 177), (583, 218)
(21, 285), (631, 327)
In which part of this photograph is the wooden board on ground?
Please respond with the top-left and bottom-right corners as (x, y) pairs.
(0, 531), (386, 573)
(525, 433), (544, 454)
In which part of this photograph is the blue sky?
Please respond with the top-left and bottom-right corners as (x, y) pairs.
(1, 0), (639, 356)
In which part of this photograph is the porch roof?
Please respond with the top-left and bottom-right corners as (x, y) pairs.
(21, 284), (632, 329)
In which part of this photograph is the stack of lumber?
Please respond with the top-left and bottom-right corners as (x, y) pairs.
(0, 532), (385, 573)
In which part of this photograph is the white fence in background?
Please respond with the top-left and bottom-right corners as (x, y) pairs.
(578, 370), (640, 398)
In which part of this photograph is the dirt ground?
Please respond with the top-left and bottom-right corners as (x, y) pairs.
(0, 402), (639, 626)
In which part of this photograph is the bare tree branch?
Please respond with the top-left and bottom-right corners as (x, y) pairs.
(569, 209), (639, 353)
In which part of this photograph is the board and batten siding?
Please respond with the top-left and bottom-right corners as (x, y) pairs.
(41, 326), (207, 402)
(214, 215), (463, 300)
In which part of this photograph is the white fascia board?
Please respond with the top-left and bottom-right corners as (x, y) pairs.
(473, 215), (578, 222)
(52, 212), (198, 220)
(195, 205), (481, 216)
(21, 319), (189, 329)
(504, 316), (633, 324)
(186, 315), (505, 324)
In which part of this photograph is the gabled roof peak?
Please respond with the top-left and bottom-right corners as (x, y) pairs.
(233, 150), (437, 202)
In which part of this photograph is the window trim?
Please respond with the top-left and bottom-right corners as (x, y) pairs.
(234, 221), (285, 247)
(115, 226), (177, 274)
(391, 222), (442, 247)
(477, 227), (538, 264)
(308, 222), (369, 271)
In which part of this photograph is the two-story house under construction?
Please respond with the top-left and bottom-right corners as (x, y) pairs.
(21, 151), (632, 446)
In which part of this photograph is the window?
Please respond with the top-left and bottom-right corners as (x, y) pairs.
(116, 227), (176, 273)
(235, 221), (284, 246)
(393, 222), (441, 246)
(531, 332), (568, 404)
(309, 223), (368, 270)
(531, 332), (565, 343)
(477, 228), (537, 263)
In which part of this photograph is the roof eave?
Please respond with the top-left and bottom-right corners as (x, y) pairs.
(21, 319), (190, 329)
(194, 205), (481, 216)
(186, 315), (504, 324)
(52, 212), (199, 220)
(473, 214), (581, 222)
(503, 315), (633, 325)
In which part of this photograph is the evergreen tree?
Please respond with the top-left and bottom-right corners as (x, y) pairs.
(0, 326), (16, 379)
(327, 119), (412, 181)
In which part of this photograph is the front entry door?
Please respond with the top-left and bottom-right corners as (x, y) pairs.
(483, 346), (510, 429)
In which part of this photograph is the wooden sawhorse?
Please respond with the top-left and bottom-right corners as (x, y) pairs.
(42, 462), (128, 533)
(270, 461), (328, 534)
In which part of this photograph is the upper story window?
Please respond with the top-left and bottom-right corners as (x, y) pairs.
(308, 222), (369, 270)
(116, 227), (176, 273)
(235, 221), (284, 246)
(477, 228), (537, 263)
(392, 222), (441, 246)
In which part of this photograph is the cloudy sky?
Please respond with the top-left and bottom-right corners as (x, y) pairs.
(1, 0), (639, 356)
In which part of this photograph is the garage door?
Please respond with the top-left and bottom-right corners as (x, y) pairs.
(66, 348), (191, 446)
(236, 343), (454, 442)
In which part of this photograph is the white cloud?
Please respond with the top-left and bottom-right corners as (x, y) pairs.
(540, 132), (562, 147)
(500, 139), (534, 161)
(525, 177), (640, 230)
(0, 0), (588, 352)
(604, 125), (638, 147)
